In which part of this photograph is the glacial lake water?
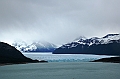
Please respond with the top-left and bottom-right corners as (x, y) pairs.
(0, 52), (119, 79)
(0, 62), (120, 79)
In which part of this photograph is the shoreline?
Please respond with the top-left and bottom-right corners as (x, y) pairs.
(0, 62), (39, 66)
(0, 60), (48, 66)
(91, 56), (120, 63)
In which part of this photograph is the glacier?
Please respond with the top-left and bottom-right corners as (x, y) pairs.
(23, 53), (114, 62)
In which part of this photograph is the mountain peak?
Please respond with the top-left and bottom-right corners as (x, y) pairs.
(53, 33), (120, 55)
(74, 36), (87, 42)
(72, 33), (120, 46)
(103, 34), (120, 38)
(12, 40), (57, 52)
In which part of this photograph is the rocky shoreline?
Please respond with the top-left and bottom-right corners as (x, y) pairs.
(91, 56), (120, 63)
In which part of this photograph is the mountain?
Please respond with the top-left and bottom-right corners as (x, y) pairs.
(0, 42), (39, 65)
(12, 41), (57, 52)
(53, 34), (120, 55)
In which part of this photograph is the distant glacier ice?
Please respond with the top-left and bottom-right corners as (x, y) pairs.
(23, 53), (114, 62)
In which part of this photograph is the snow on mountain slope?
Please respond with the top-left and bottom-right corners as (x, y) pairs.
(12, 41), (57, 52)
(53, 34), (120, 55)
(61, 33), (120, 48)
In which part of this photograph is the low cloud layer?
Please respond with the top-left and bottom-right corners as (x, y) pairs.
(0, 0), (120, 45)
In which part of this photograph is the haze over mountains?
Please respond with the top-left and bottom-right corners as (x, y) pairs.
(12, 41), (57, 52)
(53, 34), (120, 55)
(0, 33), (120, 64)
(10, 33), (120, 55)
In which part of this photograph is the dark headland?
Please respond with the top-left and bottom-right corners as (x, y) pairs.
(91, 56), (120, 63)
(0, 42), (47, 66)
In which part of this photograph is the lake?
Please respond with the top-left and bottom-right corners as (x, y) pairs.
(0, 52), (119, 79)
(0, 62), (120, 79)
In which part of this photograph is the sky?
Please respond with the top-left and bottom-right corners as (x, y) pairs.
(0, 0), (120, 45)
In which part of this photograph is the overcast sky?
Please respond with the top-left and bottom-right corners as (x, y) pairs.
(0, 0), (120, 45)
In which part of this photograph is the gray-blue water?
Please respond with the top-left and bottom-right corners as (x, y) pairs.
(0, 62), (120, 79)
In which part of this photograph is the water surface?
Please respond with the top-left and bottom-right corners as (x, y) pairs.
(0, 62), (120, 79)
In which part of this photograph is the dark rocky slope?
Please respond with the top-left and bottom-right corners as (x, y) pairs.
(0, 42), (39, 65)
(91, 57), (120, 63)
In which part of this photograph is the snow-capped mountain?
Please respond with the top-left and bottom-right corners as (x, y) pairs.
(53, 34), (120, 55)
(12, 41), (57, 52)
(61, 34), (120, 48)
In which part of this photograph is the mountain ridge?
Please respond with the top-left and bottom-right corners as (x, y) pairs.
(12, 40), (57, 52)
(53, 33), (120, 55)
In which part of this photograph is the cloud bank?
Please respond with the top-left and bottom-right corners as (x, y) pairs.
(0, 0), (120, 45)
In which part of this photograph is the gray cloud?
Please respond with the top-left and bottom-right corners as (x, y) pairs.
(0, 0), (120, 45)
